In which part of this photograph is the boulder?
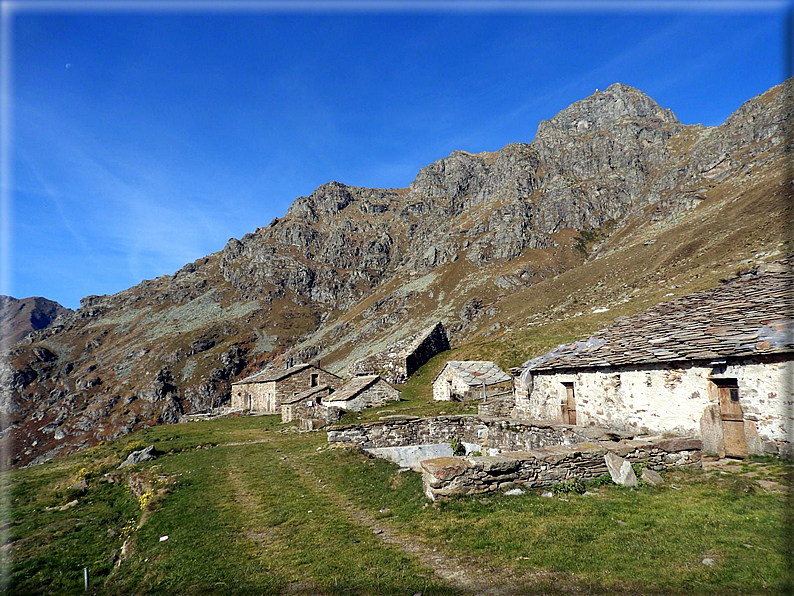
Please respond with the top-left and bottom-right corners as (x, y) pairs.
(605, 452), (637, 487)
(119, 445), (158, 468)
(641, 468), (664, 486)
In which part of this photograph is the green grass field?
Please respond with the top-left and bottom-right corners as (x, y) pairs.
(4, 411), (791, 596)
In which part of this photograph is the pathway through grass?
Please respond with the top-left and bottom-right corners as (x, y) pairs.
(6, 416), (792, 595)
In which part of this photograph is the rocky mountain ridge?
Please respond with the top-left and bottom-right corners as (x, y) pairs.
(2, 79), (791, 467)
(0, 296), (71, 347)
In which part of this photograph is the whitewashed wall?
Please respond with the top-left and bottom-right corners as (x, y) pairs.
(322, 394), (367, 411)
(515, 357), (792, 455)
(432, 368), (474, 401)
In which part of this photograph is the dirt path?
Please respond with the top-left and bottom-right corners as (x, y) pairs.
(280, 452), (539, 596)
(226, 464), (284, 546)
(216, 438), (273, 447)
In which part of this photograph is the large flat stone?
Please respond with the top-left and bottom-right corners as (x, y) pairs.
(420, 457), (472, 481)
(474, 455), (521, 473)
(367, 444), (452, 471)
(654, 437), (703, 452)
(641, 468), (664, 485)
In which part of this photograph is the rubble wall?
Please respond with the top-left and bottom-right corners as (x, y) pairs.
(421, 437), (702, 500)
(327, 415), (606, 452)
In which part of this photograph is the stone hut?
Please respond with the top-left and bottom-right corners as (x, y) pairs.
(281, 385), (334, 423)
(350, 321), (450, 383)
(231, 363), (342, 413)
(514, 262), (794, 458)
(433, 361), (513, 401)
(321, 375), (400, 411)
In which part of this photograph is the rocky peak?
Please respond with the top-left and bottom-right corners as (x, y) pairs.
(408, 150), (490, 205)
(536, 83), (680, 140)
(0, 296), (72, 346)
(307, 181), (356, 219)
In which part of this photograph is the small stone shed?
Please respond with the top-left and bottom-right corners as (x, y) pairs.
(433, 361), (513, 401)
(281, 385), (334, 423)
(515, 262), (794, 458)
(321, 375), (400, 411)
(231, 363), (342, 413)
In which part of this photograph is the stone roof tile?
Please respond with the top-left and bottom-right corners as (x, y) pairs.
(525, 264), (794, 372)
(324, 375), (390, 403)
(438, 361), (512, 386)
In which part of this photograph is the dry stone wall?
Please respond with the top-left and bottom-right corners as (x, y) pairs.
(478, 397), (514, 418)
(421, 437), (701, 500)
(327, 415), (602, 453)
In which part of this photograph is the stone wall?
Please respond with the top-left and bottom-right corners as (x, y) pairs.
(231, 380), (276, 412)
(362, 379), (401, 407)
(421, 437), (701, 500)
(274, 369), (342, 411)
(432, 368), (472, 401)
(478, 396), (514, 418)
(405, 322), (451, 377)
(282, 387), (333, 423)
(327, 415), (624, 453)
(515, 356), (792, 456)
(322, 379), (400, 412)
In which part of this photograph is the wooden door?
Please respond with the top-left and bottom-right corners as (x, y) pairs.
(718, 383), (747, 458)
(562, 383), (576, 425)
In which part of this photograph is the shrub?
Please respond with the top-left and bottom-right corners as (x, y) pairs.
(587, 473), (613, 488)
(551, 477), (586, 496)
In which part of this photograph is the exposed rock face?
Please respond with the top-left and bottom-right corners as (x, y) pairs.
(0, 296), (72, 346)
(118, 445), (158, 468)
(3, 79), (792, 467)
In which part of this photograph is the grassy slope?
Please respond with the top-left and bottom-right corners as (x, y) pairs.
(5, 414), (790, 595)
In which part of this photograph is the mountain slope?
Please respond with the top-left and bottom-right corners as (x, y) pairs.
(2, 79), (791, 467)
(0, 296), (72, 346)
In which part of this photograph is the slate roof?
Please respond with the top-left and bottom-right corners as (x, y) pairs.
(435, 361), (512, 386)
(398, 321), (446, 356)
(280, 385), (332, 405)
(233, 363), (338, 385)
(523, 263), (794, 374)
(324, 375), (391, 403)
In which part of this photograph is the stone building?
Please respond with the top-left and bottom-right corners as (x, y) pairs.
(281, 385), (334, 423)
(433, 361), (513, 401)
(231, 363), (342, 413)
(321, 375), (400, 411)
(514, 263), (794, 458)
(350, 321), (450, 383)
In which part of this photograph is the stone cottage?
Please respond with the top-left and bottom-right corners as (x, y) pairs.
(514, 262), (794, 458)
(231, 363), (342, 413)
(433, 361), (513, 401)
(350, 321), (450, 383)
(321, 375), (400, 411)
(281, 385), (334, 423)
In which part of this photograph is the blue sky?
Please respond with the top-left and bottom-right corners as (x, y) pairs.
(5, 2), (791, 309)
